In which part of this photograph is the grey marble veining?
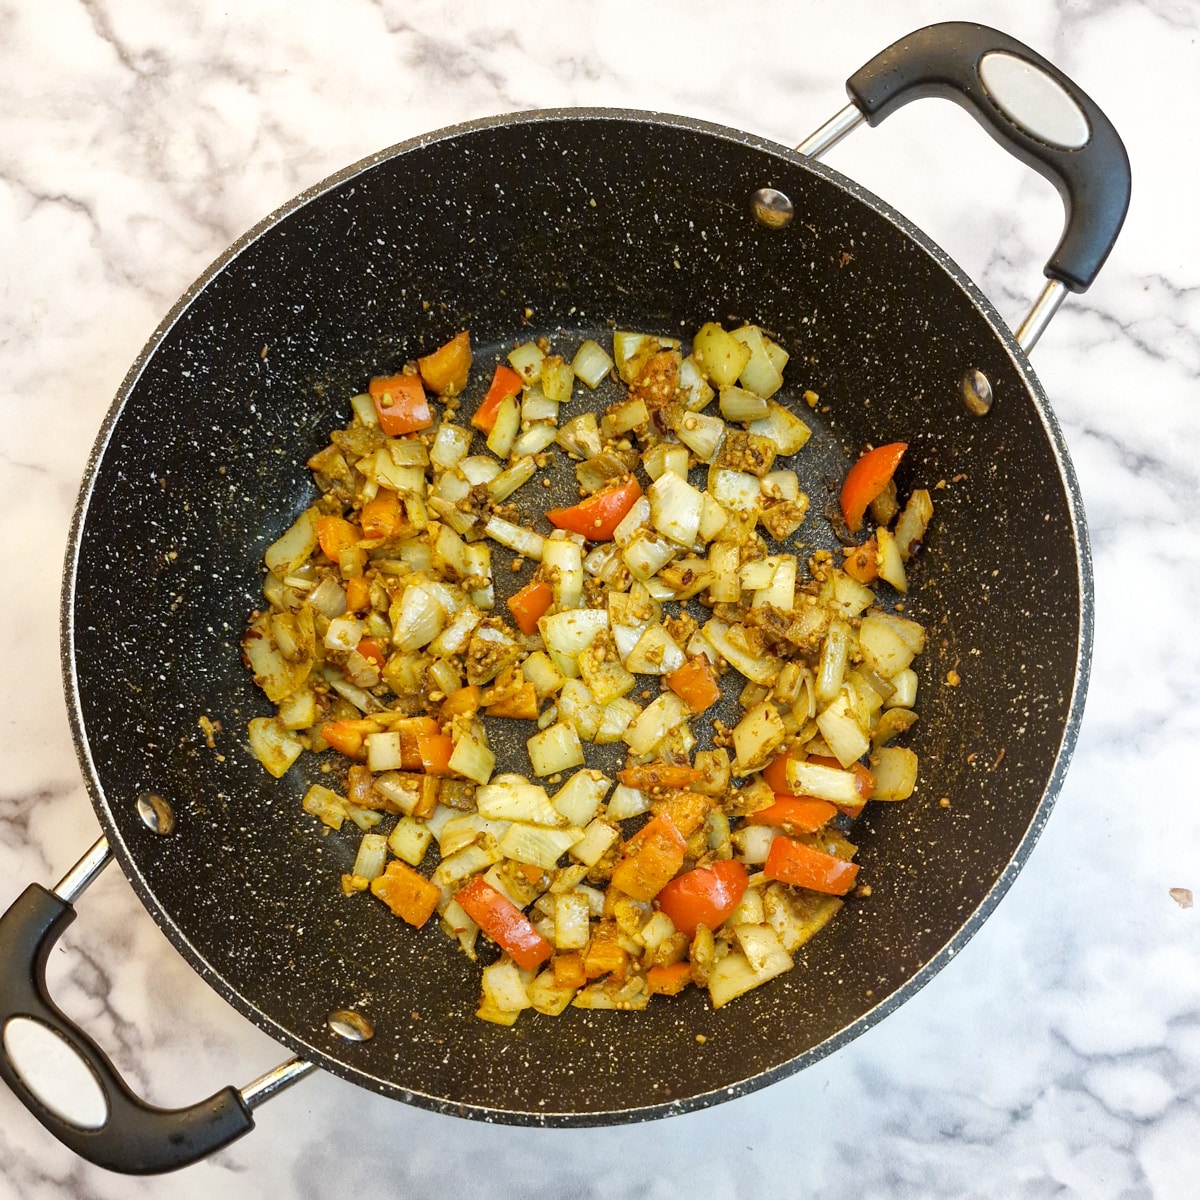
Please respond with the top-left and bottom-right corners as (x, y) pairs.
(1, 0), (1198, 1196)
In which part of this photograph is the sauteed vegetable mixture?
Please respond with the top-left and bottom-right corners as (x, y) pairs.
(243, 323), (933, 1022)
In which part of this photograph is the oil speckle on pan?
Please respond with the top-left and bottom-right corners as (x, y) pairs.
(61, 110), (1089, 1125)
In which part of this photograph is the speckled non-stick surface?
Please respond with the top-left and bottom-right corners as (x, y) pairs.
(62, 110), (1089, 1124)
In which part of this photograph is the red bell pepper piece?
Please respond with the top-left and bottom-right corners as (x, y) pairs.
(840, 442), (907, 533)
(761, 749), (799, 794)
(471, 363), (524, 432)
(455, 876), (553, 971)
(506, 579), (554, 635)
(654, 859), (748, 938)
(368, 373), (433, 436)
(356, 637), (387, 668)
(546, 476), (642, 541)
(763, 835), (859, 895)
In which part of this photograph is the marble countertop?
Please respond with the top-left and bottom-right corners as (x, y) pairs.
(2, 1), (1197, 1196)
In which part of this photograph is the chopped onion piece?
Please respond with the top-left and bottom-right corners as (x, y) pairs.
(484, 515), (545, 561)
(572, 339), (615, 388)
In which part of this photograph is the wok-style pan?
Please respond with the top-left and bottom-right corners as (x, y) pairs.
(0, 23), (1130, 1174)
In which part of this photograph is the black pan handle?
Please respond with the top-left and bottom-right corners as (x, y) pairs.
(846, 21), (1131, 293)
(0, 875), (255, 1173)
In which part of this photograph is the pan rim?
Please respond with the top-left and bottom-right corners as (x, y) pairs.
(59, 106), (1093, 1124)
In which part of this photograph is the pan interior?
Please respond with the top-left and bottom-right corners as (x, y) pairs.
(64, 111), (1086, 1123)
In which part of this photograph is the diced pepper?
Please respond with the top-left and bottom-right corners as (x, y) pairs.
(316, 515), (359, 559)
(320, 718), (378, 761)
(840, 442), (907, 533)
(360, 489), (403, 541)
(472, 363), (524, 432)
(617, 762), (702, 790)
(747, 795), (838, 833)
(356, 636), (386, 667)
(506, 579), (554, 636)
(664, 654), (722, 714)
(610, 814), (687, 902)
(553, 951), (587, 990)
(368, 372), (434, 436)
(455, 876), (553, 971)
(370, 860), (441, 927)
(484, 680), (539, 721)
(582, 919), (629, 980)
(395, 716), (443, 769)
(546, 476), (643, 541)
(762, 835), (860, 896)
(645, 960), (693, 996)
(414, 732), (455, 776)
(418, 331), (472, 396)
(842, 536), (879, 584)
(344, 576), (372, 613)
(440, 685), (482, 721)
(648, 790), (712, 838)
(654, 860), (748, 938)
(761, 749), (800, 795)
(345, 763), (375, 807)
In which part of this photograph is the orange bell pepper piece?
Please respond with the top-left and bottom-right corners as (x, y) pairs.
(484, 681), (539, 721)
(417, 331), (472, 396)
(439, 685), (482, 721)
(645, 960), (693, 996)
(471, 363), (523, 432)
(344, 576), (372, 613)
(371, 861), (441, 927)
(664, 654), (722, 714)
(316, 515), (359, 559)
(553, 951), (587, 990)
(582, 919), (629, 980)
(648, 790), (712, 838)
(320, 718), (378, 761)
(616, 762), (702, 791)
(840, 442), (907, 533)
(393, 716), (442, 770)
(506, 579), (554, 636)
(368, 372), (433, 436)
(842, 536), (879, 584)
(546, 476), (642, 541)
(346, 763), (375, 807)
(610, 814), (687, 902)
(414, 732), (455, 776)
(747, 795), (837, 833)
(360, 489), (403, 541)
(455, 876), (553, 971)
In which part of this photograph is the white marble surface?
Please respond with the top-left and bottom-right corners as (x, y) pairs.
(1, 0), (1197, 1195)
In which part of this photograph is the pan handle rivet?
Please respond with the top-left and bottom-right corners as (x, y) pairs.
(135, 791), (176, 836)
(327, 1009), (375, 1042)
(962, 368), (994, 416)
(750, 187), (794, 229)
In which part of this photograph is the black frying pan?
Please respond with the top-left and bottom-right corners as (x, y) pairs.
(0, 23), (1130, 1174)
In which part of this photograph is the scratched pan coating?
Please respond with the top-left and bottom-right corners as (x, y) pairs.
(63, 111), (1089, 1124)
